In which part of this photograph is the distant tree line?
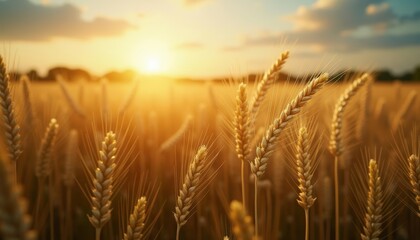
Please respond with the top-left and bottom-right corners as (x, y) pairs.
(9, 65), (420, 83)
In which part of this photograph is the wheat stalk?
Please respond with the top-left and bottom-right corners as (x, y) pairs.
(229, 200), (254, 240)
(249, 50), (289, 121)
(234, 83), (251, 210)
(328, 73), (370, 240)
(250, 73), (327, 239)
(123, 196), (147, 240)
(408, 154), (420, 217)
(0, 56), (22, 164)
(20, 75), (35, 132)
(35, 118), (59, 179)
(361, 159), (384, 240)
(0, 155), (36, 240)
(64, 129), (78, 188)
(88, 131), (117, 240)
(392, 90), (417, 132)
(296, 127), (316, 240)
(329, 74), (370, 157)
(174, 145), (208, 240)
(251, 73), (328, 178)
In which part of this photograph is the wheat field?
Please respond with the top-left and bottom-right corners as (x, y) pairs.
(0, 54), (420, 240)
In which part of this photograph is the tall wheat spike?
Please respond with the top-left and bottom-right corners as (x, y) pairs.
(249, 50), (289, 121)
(251, 73), (328, 178)
(250, 73), (327, 239)
(361, 159), (384, 240)
(88, 131), (117, 240)
(174, 145), (208, 240)
(0, 56), (22, 164)
(329, 74), (370, 157)
(0, 155), (36, 240)
(229, 200), (254, 240)
(123, 197), (147, 240)
(328, 73), (370, 240)
(296, 127), (316, 240)
(36, 118), (59, 179)
(234, 83), (251, 210)
(408, 154), (420, 217)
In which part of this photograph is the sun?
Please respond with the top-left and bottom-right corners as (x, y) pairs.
(145, 57), (161, 73)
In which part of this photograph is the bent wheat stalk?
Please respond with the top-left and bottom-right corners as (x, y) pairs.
(88, 131), (117, 240)
(329, 73), (370, 240)
(174, 145), (208, 240)
(251, 73), (328, 238)
(57, 76), (85, 117)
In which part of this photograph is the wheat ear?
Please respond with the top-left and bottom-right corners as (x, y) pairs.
(123, 197), (147, 240)
(249, 50), (289, 121)
(251, 73), (328, 178)
(361, 159), (384, 240)
(57, 76), (85, 117)
(408, 154), (420, 217)
(36, 118), (59, 179)
(88, 131), (117, 240)
(329, 73), (370, 157)
(250, 73), (327, 239)
(0, 56), (22, 164)
(234, 83), (251, 210)
(296, 127), (316, 240)
(328, 73), (370, 240)
(174, 145), (208, 240)
(0, 155), (36, 240)
(229, 200), (254, 240)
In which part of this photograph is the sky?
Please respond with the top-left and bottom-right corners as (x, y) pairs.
(1, 0), (420, 78)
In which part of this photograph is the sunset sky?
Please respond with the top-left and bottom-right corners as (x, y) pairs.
(1, 0), (420, 78)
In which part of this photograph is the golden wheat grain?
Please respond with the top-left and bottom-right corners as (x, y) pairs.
(229, 200), (254, 240)
(88, 131), (117, 240)
(0, 56), (22, 164)
(361, 159), (384, 240)
(174, 145), (208, 240)
(408, 154), (420, 217)
(123, 196), (147, 240)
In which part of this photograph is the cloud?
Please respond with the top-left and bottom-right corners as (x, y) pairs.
(174, 42), (204, 50)
(231, 0), (420, 52)
(0, 0), (134, 41)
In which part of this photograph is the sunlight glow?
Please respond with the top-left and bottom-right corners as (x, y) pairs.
(145, 57), (161, 73)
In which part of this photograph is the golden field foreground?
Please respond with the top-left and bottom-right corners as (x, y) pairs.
(0, 54), (420, 240)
